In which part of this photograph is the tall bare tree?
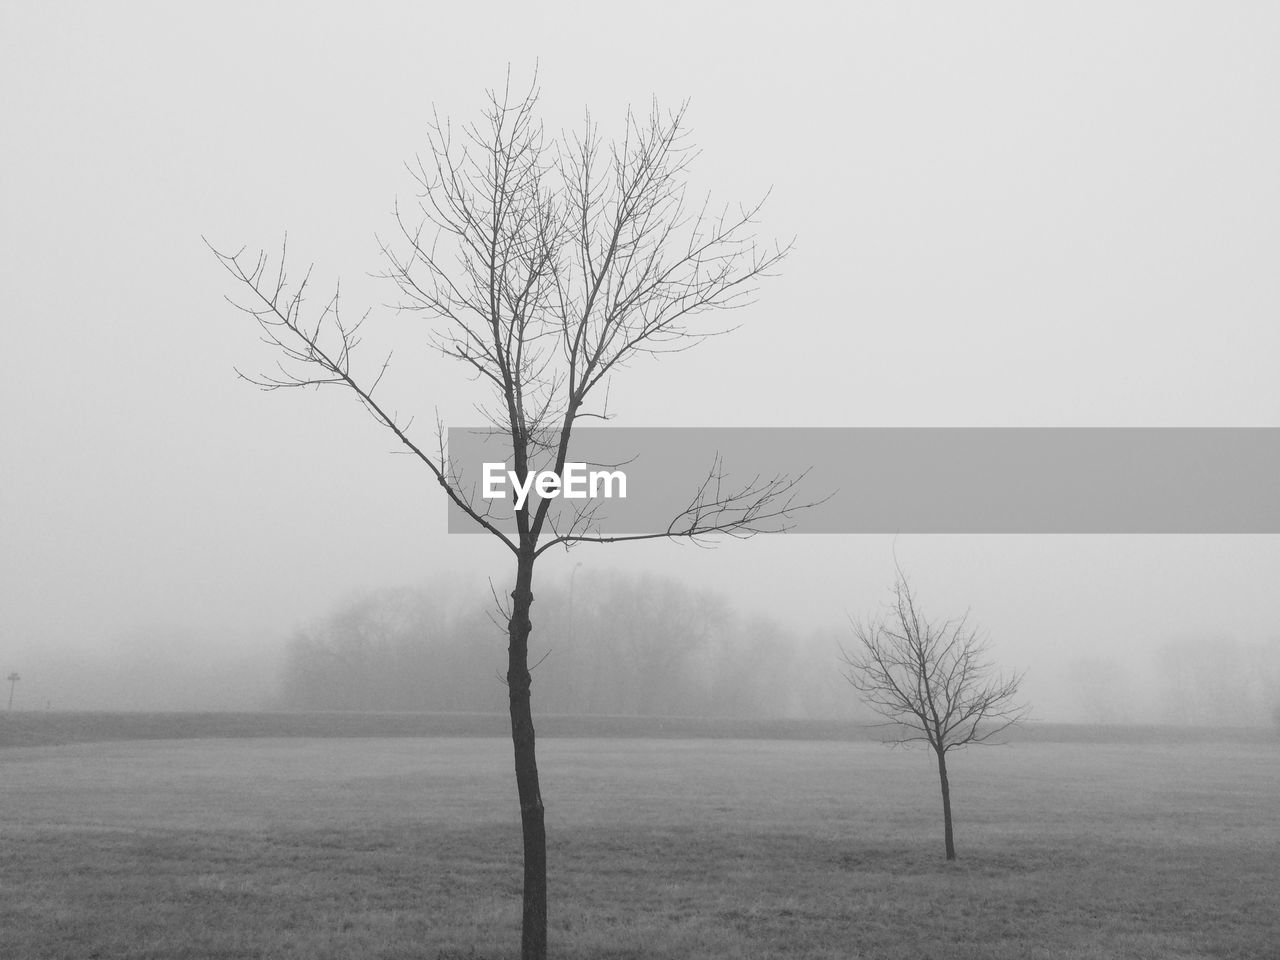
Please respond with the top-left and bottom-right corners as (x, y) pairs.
(209, 75), (803, 959)
(841, 570), (1027, 861)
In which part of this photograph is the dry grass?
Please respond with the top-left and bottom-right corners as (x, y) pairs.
(1, 735), (1277, 958)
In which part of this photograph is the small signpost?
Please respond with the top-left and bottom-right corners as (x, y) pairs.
(6, 672), (19, 711)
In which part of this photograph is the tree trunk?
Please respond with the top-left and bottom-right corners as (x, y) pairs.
(936, 747), (956, 861)
(507, 549), (547, 959)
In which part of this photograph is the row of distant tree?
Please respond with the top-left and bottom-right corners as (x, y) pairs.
(1068, 637), (1280, 727)
(275, 570), (1280, 727)
(276, 570), (856, 719)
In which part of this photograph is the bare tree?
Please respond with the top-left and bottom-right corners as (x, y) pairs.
(841, 570), (1027, 861)
(209, 74), (806, 960)
(5, 672), (18, 711)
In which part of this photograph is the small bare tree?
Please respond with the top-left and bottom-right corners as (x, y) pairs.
(841, 571), (1027, 861)
(210, 74), (807, 960)
(5, 672), (19, 711)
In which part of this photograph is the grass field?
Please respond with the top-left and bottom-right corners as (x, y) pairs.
(1, 726), (1277, 958)
(4, 710), (1274, 749)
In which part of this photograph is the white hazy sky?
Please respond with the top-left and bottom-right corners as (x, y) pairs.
(2, 2), (1278, 717)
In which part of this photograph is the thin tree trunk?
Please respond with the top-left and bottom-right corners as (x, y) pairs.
(936, 747), (956, 861)
(507, 549), (547, 960)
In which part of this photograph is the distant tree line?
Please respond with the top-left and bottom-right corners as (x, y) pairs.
(276, 571), (856, 719)
(279, 574), (1280, 727)
(1065, 637), (1280, 727)
(1152, 636), (1280, 727)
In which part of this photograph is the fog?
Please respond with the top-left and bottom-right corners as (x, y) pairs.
(2, 3), (1278, 723)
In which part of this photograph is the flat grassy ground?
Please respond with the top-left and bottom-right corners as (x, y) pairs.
(1, 732), (1277, 959)
(5, 711), (1273, 749)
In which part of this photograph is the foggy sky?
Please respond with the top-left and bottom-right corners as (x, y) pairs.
(2, 2), (1278, 719)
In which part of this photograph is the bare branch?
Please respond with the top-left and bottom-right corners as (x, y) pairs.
(205, 237), (517, 553)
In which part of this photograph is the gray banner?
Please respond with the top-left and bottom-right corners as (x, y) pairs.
(446, 428), (1280, 534)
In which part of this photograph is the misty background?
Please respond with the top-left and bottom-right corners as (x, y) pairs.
(2, 3), (1278, 725)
